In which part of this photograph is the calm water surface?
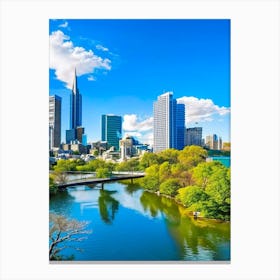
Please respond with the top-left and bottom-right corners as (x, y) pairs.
(211, 156), (230, 167)
(50, 182), (230, 261)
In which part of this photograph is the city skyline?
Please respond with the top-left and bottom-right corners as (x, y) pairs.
(49, 19), (230, 144)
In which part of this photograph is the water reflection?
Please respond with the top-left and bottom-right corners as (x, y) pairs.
(49, 190), (75, 216)
(49, 182), (230, 261)
(98, 190), (119, 224)
(139, 190), (230, 260)
(123, 182), (142, 195)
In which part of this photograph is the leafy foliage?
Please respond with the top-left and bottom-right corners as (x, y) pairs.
(178, 145), (208, 169)
(96, 167), (111, 178)
(159, 178), (181, 196)
(116, 158), (141, 172)
(159, 161), (172, 182)
(176, 186), (208, 207)
(49, 175), (58, 195)
(54, 159), (84, 172)
(139, 146), (230, 221)
(140, 152), (163, 169)
(49, 145), (230, 221)
(157, 149), (179, 164)
(141, 164), (160, 191)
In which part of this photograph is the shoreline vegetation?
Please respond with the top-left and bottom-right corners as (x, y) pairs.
(50, 145), (230, 222)
(140, 186), (230, 224)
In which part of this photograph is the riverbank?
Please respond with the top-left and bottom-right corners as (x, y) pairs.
(126, 179), (230, 223)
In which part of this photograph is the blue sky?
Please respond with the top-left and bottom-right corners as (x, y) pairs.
(49, 19), (230, 145)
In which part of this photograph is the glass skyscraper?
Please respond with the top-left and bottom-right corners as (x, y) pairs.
(101, 114), (122, 150)
(70, 68), (82, 129)
(153, 92), (185, 152)
(176, 103), (186, 150)
(49, 95), (61, 149)
(66, 68), (86, 144)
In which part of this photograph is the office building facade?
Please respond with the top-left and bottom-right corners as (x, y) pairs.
(205, 134), (222, 150)
(66, 69), (86, 144)
(185, 127), (203, 146)
(101, 114), (122, 150)
(176, 103), (186, 150)
(49, 95), (61, 149)
(153, 92), (185, 152)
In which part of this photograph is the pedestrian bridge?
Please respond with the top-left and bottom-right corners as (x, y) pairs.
(54, 171), (145, 189)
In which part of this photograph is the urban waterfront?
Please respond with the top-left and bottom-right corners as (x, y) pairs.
(50, 182), (230, 261)
(49, 19), (231, 262)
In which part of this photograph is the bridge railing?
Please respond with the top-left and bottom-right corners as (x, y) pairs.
(112, 171), (145, 175)
(50, 170), (145, 185)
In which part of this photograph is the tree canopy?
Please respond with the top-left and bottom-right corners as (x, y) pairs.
(50, 145), (230, 221)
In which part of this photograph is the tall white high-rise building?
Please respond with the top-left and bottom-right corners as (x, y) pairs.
(153, 92), (185, 152)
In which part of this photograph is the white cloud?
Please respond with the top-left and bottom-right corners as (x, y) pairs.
(96, 44), (109, 52)
(87, 75), (96, 81)
(124, 131), (142, 138)
(141, 132), (153, 146)
(59, 21), (68, 28)
(122, 114), (153, 145)
(177, 96), (230, 124)
(49, 30), (111, 89)
(123, 114), (153, 132)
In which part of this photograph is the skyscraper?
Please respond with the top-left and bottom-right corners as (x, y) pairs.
(185, 127), (203, 146)
(49, 95), (61, 149)
(153, 92), (185, 152)
(205, 134), (220, 150)
(176, 103), (186, 150)
(66, 69), (86, 144)
(101, 114), (122, 150)
(70, 68), (82, 129)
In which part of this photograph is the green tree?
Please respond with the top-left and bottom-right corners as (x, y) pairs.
(54, 159), (79, 172)
(191, 161), (218, 189)
(178, 145), (207, 169)
(76, 159), (106, 172)
(51, 171), (68, 185)
(159, 161), (171, 183)
(158, 148), (179, 164)
(159, 178), (181, 196)
(116, 158), (140, 172)
(205, 167), (230, 205)
(176, 185), (208, 208)
(170, 163), (193, 187)
(190, 161), (231, 220)
(140, 152), (162, 169)
(49, 175), (58, 195)
(141, 164), (160, 191)
(96, 167), (111, 178)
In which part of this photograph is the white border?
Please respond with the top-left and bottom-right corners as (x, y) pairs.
(0, 0), (279, 279)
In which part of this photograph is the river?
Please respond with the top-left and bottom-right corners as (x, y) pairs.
(49, 182), (230, 261)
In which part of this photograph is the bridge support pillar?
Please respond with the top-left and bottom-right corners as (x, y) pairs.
(101, 183), (104, 190)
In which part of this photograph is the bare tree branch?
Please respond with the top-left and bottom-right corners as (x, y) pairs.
(49, 213), (92, 260)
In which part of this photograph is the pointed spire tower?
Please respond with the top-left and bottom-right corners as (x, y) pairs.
(70, 67), (82, 129)
(72, 67), (78, 95)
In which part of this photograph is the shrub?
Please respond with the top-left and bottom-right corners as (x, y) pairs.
(176, 185), (208, 207)
(159, 179), (181, 196)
